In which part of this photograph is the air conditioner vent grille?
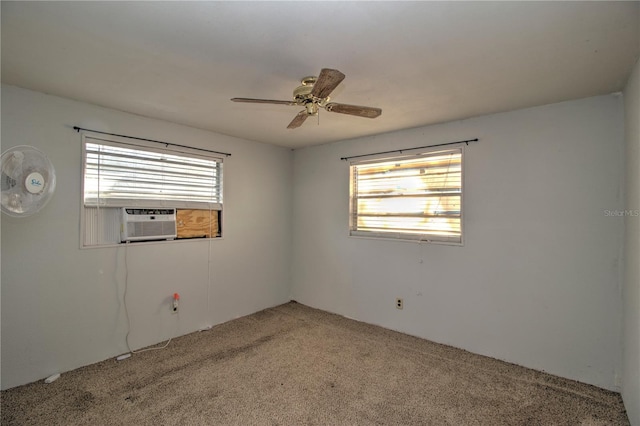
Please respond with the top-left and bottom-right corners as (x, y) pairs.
(121, 208), (177, 242)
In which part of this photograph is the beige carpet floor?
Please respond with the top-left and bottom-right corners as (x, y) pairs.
(0, 302), (629, 425)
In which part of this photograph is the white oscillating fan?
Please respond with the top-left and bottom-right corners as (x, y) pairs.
(1, 145), (56, 217)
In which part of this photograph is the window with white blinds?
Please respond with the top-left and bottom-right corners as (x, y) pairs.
(349, 148), (463, 244)
(83, 138), (222, 209)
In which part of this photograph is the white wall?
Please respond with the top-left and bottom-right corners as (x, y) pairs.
(291, 95), (625, 391)
(0, 85), (292, 390)
(623, 56), (640, 426)
(0, 83), (630, 398)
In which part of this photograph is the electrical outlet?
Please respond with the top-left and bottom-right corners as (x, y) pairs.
(396, 298), (403, 310)
(172, 293), (180, 314)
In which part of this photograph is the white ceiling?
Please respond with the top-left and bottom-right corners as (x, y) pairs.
(2, 1), (639, 149)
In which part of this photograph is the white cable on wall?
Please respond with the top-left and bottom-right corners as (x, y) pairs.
(203, 170), (215, 330)
(121, 244), (176, 356)
(207, 218), (212, 327)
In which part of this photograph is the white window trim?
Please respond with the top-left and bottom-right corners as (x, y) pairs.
(79, 132), (224, 248)
(348, 146), (464, 246)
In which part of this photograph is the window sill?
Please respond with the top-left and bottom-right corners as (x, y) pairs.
(348, 233), (463, 246)
(80, 236), (223, 250)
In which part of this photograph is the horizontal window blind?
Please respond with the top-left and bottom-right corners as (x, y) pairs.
(83, 139), (222, 209)
(350, 148), (462, 243)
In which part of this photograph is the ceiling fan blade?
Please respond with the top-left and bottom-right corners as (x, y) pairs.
(287, 110), (309, 129)
(231, 98), (297, 106)
(325, 103), (382, 118)
(311, 69), (345, 99)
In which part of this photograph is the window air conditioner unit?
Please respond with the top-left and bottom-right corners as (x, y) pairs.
(121, 208), (177, 242)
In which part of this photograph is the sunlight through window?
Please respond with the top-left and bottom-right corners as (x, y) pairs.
(349, 148), (462, 244)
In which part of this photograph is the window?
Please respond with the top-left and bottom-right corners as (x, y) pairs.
(82, 135), (223, 247)
(349, 147), (463, 244)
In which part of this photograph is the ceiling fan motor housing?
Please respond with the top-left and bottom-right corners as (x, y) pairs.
(293, 76), (328, 115)
(293, 77), (317, 103)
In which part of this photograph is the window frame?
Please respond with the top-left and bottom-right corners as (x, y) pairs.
(348, 146), (464, 246)
(80, 132), (224, 248)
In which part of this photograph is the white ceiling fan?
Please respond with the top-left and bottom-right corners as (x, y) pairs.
(231, 68), (382, 129)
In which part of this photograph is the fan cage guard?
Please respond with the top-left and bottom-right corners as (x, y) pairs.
(1, 145), (56, 217)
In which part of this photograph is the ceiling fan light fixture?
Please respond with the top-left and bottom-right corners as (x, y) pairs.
(305, 103), (319, 116)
